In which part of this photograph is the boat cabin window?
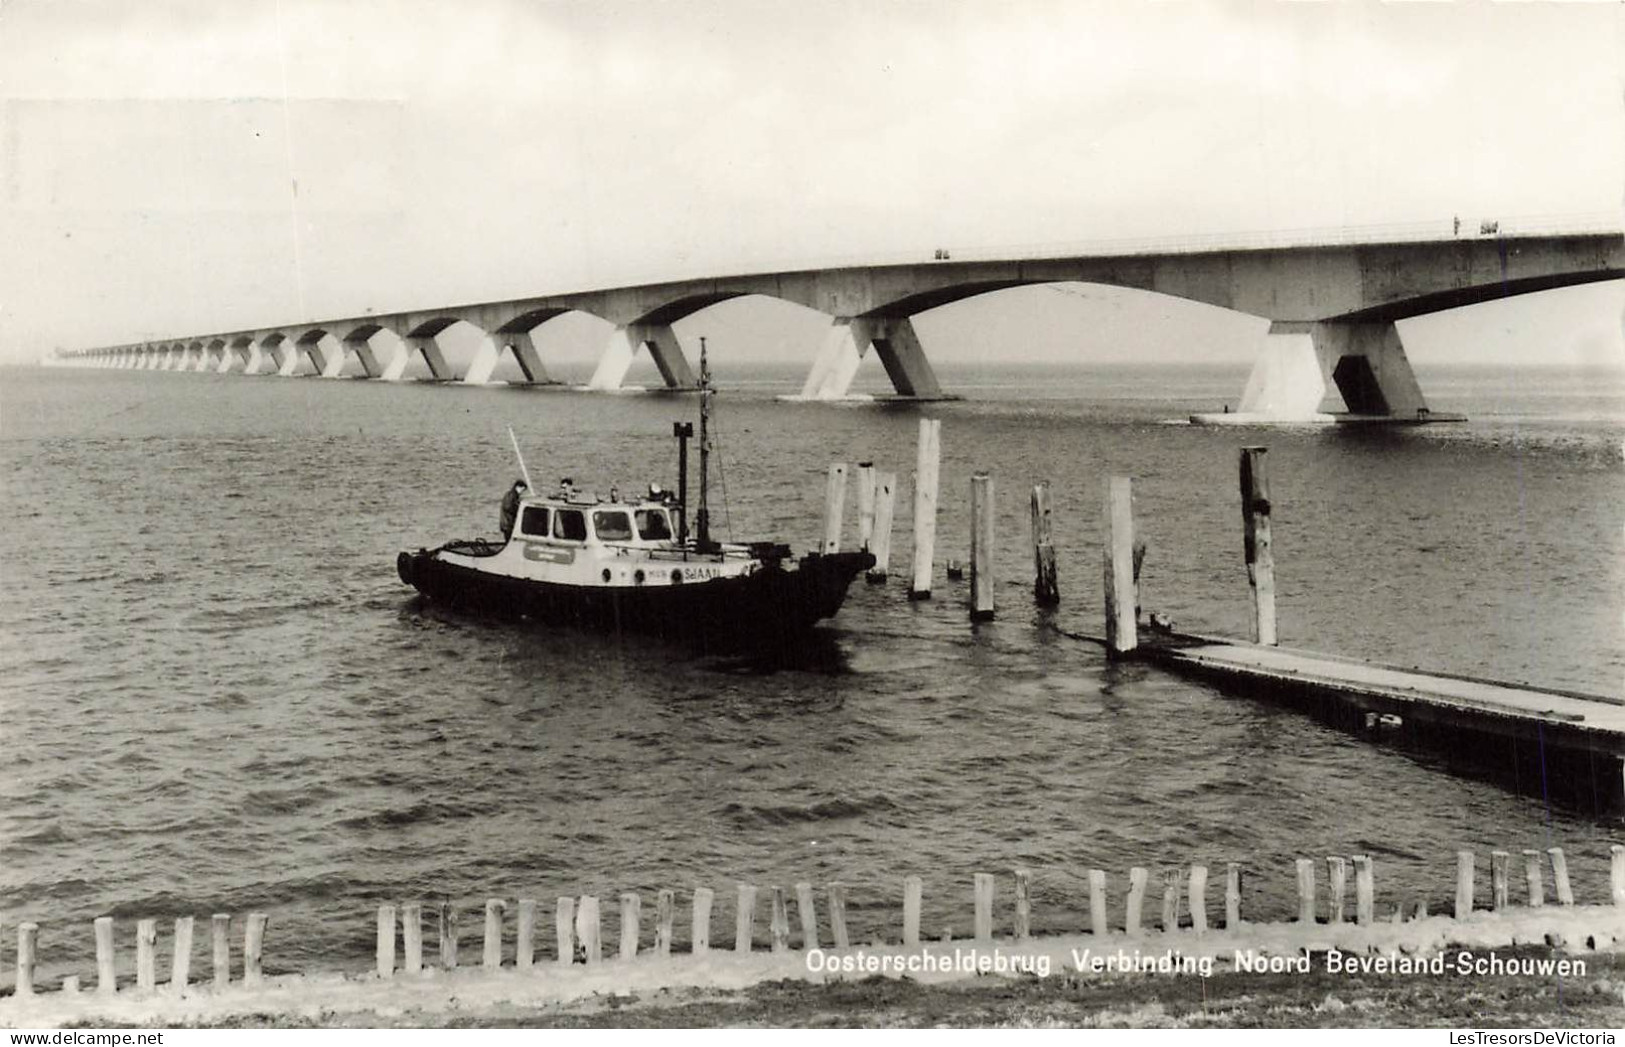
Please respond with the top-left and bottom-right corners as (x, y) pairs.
(635, 509), (672, 541)
(592, 509), (633, 542)
(519, 506), (550, 537)
(553, 508), (587, 542)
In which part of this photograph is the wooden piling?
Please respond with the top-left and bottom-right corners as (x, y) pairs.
(1014, 868), (1032, 941)
(868, 472), (897, 582)
(1160, 869), (1182, 932)
(973, 873), (995, 943)
(376, 905), (396, 978)
(903, 875), (922, 947)
(16, 923), (37, 996)
(770, 887), (790, 954)
(62, 976), (79, 995)
(1455, 852), (1475, 920)
(856, 462), (876, 549)
(1103, 477), (1138, 655)
(1188, 865), (1208, 934)
(577, 896), (601, 964)
(402, 903), (423, 974)
(483, 899), (505, 969)
(171, 916), (194, 994)
(655, 891), (675, 958)
(1353, 856), (1374, 926)
(95, 916), (116, 995)
(1546, 848), (1573, 906)
(1125, 867), (1148, 936)
(1491, 850), (1510, 910)
(909, 419), (941, 599)
(1611, 845), (1625, 907)
(620, 893), (641, 961)
(795, 882), (819, 950)
(827, 883), (850, 949)
(1239, 447), (1277, 646)
(1521, 850), (1544, 907)
(1295, 859), (1315, 924)
(822, 463), (848, 553)
(243, 913), (266, 987)
(1327, 857), (1348, 925)
(1088, 870), (1109, 938)
(555, 896), (576, 965)
(516, 899), (536, 970)
(437, 902), (458, 969)
(135, 918), (157, 992)
(735, 884), (757, 953)
(691, 887), (713, 956)
(1031, 482), (1059, 605)
(970, 472), (995, 620)
(1225, 864), (1243, 928)
(210, 913), (229, 990)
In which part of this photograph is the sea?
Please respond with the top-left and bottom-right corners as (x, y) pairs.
(1, 361), (1622, 982)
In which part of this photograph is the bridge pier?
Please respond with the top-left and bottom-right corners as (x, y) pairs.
(466, 331), (554, 385)
(406, 335), (454, 381)
(344, 336), (387, 379)
(586, 323), (695, 391)
(240, 344), (265, 375)
(795, 317), (948, 400)
(301, 335), (345, 378)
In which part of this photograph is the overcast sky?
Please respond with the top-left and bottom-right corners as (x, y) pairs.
(1, 0), (1622, 369)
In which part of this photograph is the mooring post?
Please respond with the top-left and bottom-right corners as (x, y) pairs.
(1521, 850), (1544, 907)
(909, 418), (941, 599)
(691, 888), (713, 956)
(795, 882), (819, 950)
(770, 887), (790, 954)
(402, 903), (423, 974)
(555, 896), (576, 965)
(1013, 868), (1032, 941)
(1455, 852), (1475, 920)
(62, 976), (79, 995)
(210, 913), (229, 990)
(822, 463), (848, 553)
(1353, 856), (1374, 926)
(1546, 848), (1573, 906)
(1188, 865), (1208, 934)
(1225, 863), (1243, 929)
(1611, 846), (1625, 907)
(867, 472), (897, 583)
(483, 899), (505, 970)
(95, 916), (116, 995)
(134, 918), (157, 992)
(827, 883), (850, 949)
(619, 893), (641, 961)
(1491, 851), (1510, 910)
(577, 896), (601, 964)
(1103, 477), (1138, 655)
(970, 472), (996, 621)
(1088, 870), (1109, 938)
(655, 891), (674, 958)
(1294, 859), (1316, 924)
(1239, 446), (1277, 645)
(856, 462), (876, 549)
(735, 884), (757, 953)
(171, 916), (194, 994)
(1031, 481), (1059, 606)
(376, 905), (396, 978)
(902, 875), (922, 947)
(516, 899), (536, 970)
(437, 902), (458, 969)
(973, 873), (994, 943)
(1327, 857), (1348, 924)
(1160, 869), (1182, 933)
(1125, 867), (1148, 936)
(16, 923), (37, 996)
(243, 913), (266, 987)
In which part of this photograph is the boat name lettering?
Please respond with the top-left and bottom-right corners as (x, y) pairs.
(683, 566), (723, 580)
(522, 543), (575, 565)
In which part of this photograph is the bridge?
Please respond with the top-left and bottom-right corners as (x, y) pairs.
(58, 220), (1625, 422)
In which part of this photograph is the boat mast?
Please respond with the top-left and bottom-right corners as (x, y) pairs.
(696, 337), (713, 552)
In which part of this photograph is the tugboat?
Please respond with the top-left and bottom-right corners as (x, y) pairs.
(396, 342), (874, 648)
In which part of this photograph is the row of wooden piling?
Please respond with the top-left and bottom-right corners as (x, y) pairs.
(5, 912), (266, 998)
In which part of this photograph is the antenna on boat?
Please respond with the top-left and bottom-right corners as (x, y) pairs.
(695, 337), (714, 553)
(507, 426), (534, 492)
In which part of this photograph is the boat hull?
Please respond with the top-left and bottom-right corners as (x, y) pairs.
(397, 546), (874, 649)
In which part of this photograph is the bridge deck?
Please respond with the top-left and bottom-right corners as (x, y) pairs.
(1138, 633), (1625, 760)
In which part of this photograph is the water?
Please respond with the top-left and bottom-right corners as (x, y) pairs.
(2, 362), (1622, 981)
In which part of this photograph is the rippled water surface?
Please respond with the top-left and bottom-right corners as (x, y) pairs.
(2, 362), (1622, 981)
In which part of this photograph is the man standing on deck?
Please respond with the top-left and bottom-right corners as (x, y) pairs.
(500, 479), (527, 538)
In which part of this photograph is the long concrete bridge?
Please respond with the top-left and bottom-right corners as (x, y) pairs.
(59, 224), (1625, 421)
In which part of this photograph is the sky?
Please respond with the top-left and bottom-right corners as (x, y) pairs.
(1, 0), (1622, 370)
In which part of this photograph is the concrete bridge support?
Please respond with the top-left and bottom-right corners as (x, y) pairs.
(216, 347), (236, 374)
(406, 335), (453, 381)
(797, 317), (946, 400)
(301, 335), (346, 378)
(464, 331), (555, 385)
(587, 323), (696, 391)
(239, 343), (265, 375)
(1237, 321), (1433, 421)
(191, 347), (212, 372)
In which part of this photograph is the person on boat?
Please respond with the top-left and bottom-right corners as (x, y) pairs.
(500, 479), (527, 538)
